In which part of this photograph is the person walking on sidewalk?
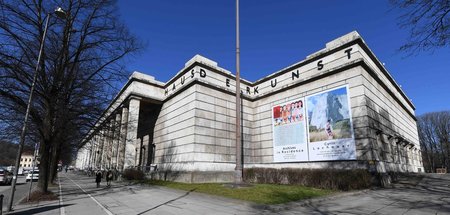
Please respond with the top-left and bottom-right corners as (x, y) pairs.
(95, 170), (102, 188)
(106, 169), (113, 187)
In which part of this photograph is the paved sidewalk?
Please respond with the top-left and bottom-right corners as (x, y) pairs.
(266, 173), (450, 215)
(6, 172), (450, 214)
(60, 173), (260, 215)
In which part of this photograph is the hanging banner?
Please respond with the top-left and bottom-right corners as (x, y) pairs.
(272, 98), (308, 162)
(306, 86), (356, 161)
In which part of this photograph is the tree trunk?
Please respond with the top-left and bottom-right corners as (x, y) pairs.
(49, 143), (60, 184)
(37, 140), (51, 192)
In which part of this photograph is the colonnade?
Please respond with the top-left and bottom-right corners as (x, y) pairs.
(78, 97), (141, 171)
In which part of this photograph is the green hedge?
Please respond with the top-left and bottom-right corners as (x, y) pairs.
(244, 168), (372, 191)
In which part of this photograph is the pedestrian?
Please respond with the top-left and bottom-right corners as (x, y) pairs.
(325, 119), (334, 139)
(106, 169), (113, 187)
(95, 170), (102, 188)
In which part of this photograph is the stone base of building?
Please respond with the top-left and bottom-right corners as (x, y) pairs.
(148, 171), (235, 183)
(145, 160), (421, 187)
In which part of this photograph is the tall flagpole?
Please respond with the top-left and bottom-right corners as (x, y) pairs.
(235, 0), (243, 184)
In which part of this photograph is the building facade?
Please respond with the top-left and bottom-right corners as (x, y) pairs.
(20, 153), (34, 168)
(75, 31), (423, 183)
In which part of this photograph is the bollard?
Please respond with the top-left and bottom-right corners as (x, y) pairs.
(0, 194), (4, 215)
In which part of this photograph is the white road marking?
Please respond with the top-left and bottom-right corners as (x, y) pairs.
(58, 176), (66, 215)
(66, 176), (114, 215)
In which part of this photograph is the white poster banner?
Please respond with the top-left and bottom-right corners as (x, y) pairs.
(306, 86), (356, 161)
(272, 98), (308, 162)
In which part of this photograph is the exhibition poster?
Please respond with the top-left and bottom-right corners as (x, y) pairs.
(306, 86), (356, 161)
(272, 98), (309, 162)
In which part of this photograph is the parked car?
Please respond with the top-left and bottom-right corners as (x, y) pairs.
(26, 170), (39, 182)
(0, 168), (13, 185)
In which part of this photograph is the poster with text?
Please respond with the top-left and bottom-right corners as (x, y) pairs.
(306, 86), (356, 161)
(272, 98), (308, 162)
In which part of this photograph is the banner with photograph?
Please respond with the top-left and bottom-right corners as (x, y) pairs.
(306, 86), (356, 161)
(272, 98), (308, 162)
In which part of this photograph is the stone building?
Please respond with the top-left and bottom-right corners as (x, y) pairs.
(75, 31), (423, 182)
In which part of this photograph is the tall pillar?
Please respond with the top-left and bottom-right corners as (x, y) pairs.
(91, 138), (97, 169)
(84, 147), (89, 169)
(135, 137), (142, 167)
(94, 135), (100, 168)
(142, 135), (150, 170)
(82, 147), (88, 169)
(92, 137), (99, 170)
(99, 130), (106, 169)
(86, 139), (93, 169)
(107, 119), (114, 169)
(89, 141), (93, 168)
(113, 113), (121, 169)
(124, 98), (140, 169)
(118, 106), (128, 171)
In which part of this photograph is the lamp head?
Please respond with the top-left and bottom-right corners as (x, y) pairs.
(54, 7), (68, 19)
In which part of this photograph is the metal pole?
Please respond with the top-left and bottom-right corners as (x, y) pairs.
(7, 13), (51, 212)
(234, 0), (243, 184)
(27, 143), (39, 201)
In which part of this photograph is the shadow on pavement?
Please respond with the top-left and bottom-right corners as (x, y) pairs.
(136, 188), (197, 215)
(7, 204), (74, 215)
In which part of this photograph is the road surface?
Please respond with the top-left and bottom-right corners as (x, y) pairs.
(0, 176), (35, 213)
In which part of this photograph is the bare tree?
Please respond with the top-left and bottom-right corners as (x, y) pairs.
(0, 0), (141, 192)
(390, 0), (449, 54)
(418, 111), (450, 172)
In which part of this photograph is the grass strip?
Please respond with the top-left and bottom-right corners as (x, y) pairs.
(144, 180), (333, 204)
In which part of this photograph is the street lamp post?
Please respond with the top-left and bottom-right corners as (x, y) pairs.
(234, 0), (243, 184)
(27, 143), (39, 201)
(7, 7), (68, 212)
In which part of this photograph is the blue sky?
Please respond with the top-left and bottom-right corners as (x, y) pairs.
(117, 0), (449, 115)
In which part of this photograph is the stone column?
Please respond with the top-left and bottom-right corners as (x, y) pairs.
(95, 134), (101, 168)
(108, 118), (114, 169)
(142, 135), (150, 170)
(135, 137), (142, 167)
(84, 147), (90, 169)
(82, 146), (88, 169)
(118, 106), (129, 171)
(113, 113), (121, 169)
(124, 98), (140, 169)
(91, 138), (96, 169)
(94, 135), (100, 168)
(99, 129), (107, 169)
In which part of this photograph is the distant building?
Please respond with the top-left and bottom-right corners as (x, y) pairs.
(20, 153), (34, 168)
(75, 31), (423, 182)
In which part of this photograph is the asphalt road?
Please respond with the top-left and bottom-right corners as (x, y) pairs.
(0, 176), (35, 212)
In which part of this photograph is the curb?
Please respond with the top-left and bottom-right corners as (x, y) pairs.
(7, 184), (35, 212)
